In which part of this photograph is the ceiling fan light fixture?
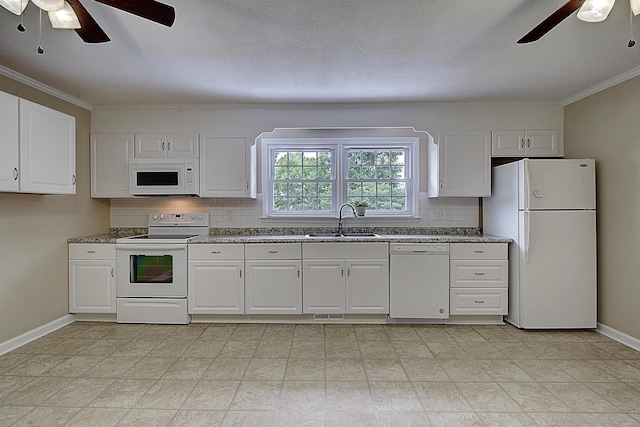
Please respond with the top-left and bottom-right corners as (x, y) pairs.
(31, 0), (64, 12)
(577, 0), (616, 22)
(0, 0), (27, 15)
(48, 1), (80, 29)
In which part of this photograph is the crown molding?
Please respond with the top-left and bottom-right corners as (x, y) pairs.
(0, 65), (92, 111)
(563, 65), (640, 106)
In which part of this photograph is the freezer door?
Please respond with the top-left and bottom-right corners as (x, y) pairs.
(518, 159), (596, 210)
(518, 210), (596, 329)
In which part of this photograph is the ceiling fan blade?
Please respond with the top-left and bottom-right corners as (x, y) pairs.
(67, 0), (110, 43)
(518, 0), (584, 44)
(93, 0), (175, 27)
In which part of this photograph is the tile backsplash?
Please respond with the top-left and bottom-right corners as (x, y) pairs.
(110, 193), (479, 229)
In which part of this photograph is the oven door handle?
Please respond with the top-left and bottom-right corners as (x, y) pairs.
(116, 244), (186, 251)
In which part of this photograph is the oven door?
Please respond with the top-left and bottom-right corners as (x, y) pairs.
(116, 244), (187, 298)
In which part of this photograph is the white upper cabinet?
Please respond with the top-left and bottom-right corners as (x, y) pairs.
(0, 93), (75, 195)
(91, 133), (135, 198)
(134, 133), (198, 158)
(491, 129), (561, 157)
(199, 135), (257, 198)
(428, 130), (491, 198)
(0, 91), (19, 192)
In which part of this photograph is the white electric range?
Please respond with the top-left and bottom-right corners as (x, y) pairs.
(115, 212), (209, 324)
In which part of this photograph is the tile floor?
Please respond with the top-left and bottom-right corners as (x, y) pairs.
(1, 322), (640, 426)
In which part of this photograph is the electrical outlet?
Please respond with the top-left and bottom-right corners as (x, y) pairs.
(442, 209), (453, 220)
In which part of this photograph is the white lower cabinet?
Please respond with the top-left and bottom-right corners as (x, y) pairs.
(449, 243), (508, 315)
(302, 243), (389, 315)
(245, 243), (302, 314)
(188, 244), (244, 314)
(68, 244), (116, 314)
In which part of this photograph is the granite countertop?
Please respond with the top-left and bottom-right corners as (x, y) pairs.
(69, 227), (511, 244)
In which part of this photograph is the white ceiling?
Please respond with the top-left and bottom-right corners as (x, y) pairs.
(2, 0), (640, 107)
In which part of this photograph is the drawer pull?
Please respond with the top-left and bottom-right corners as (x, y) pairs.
(267, 250), (279, 254)
(474, 272), (485, 276)
(211, 251), (221, 254)
(86, 250), (96, 254)
(473, 250), (485, 253)
(474, 300), (485, 304)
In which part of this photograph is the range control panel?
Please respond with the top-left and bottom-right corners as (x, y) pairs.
(148, 212), (209, 227)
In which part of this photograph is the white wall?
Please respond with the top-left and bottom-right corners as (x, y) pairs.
(93, 102), (563, 229)
(564, 76), (640, 341)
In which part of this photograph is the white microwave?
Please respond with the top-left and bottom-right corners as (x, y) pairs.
(129, 158), (199, 196)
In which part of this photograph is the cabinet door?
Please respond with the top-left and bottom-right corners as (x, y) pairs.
(91, 133), (135, 198)
(19, 99), (76, 194)
(134, 133), (166, 158)
(245, 260), (302, 314)
(188, 260), (244, 314)
(429, 131), (491, 197)
(0, 91), (19, 192)
(491, 130), (525, 157)
(166, 133), (198, 158)
(199, 135), (255, 198)
(302, 260), (345, 314)
(345, 259), (389, 314)
(69, 260), (116, 313)
(525, 130), (559, 157)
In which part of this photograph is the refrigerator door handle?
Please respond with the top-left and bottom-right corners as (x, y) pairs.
(524, 210), (530, 264)
(524, 159), (531, 209)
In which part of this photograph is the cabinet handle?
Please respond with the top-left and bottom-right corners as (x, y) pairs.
(347, 269), (350, 277)
(72, 174), (76, 185)
(474, 300), (485, 304)
(440, 179), (443, 189)
(341, 268), (344, 277)
(167, 142), (171, 151)
(239, 269), (242, 278)
(111, 267), (115, 278)
(474, 272), (485, 276)
(473, 250), (485, 253)
(246, 182), (249, 190)
(86, 250), (96, 254)
(211, 251), (221, 254)
(527, 138), (531, 149)
(13, 168), (18, 180)
(267, 250), (279, 254)
(297, 269), (300, 278)
(162, 142), (165, 151)
(520, 138), (525, 149)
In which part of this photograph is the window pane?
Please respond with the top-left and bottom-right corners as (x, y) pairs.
(319, 197), (332, 211)
(377, 197), (392, 210)
(318, 183), (332, 196)
(376, 151), (390, 165)
(391, 151), (405, 165)
(348, 166), (360, 179)
(318, 166), (331, 179)
(273, 196), (287, 211)
(289, 182), (302, 196)
(274, 166), (288, 179)
(391, 166), (405, 179)
(302, 166), (317, 180)
(289, 197), (302, 210)
(290, 152), (302, 166)
(391, 182), (406, 196)
(303, 152), (317, 165)
(362, 151), (375, 165)
(362, 166), (376, 179)
(377, 166), (390, 179)
(303, 183), (317, 196)
(347, 182), (361, 197)
(377, 182), (391, 197)
(392, 197), (406, 210)
(319, 152), (332, 166)
(362, 182), (376, 196)
(289, 167), (302, 179)
(348, 151), (361, 166)
(302, 197), (318, 211)
(273, 182), (287, 196)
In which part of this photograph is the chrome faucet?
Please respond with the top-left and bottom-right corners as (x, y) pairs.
(337, 203), (357, 235)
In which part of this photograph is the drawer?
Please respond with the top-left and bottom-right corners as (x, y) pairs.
(303, 242), (388, 259)
(450, 243), (507, 260)
(450, 260), (508, 288)
(69, 243), (116, 260)
(245, 243), (301, 259)
(450, 288), (507, 315)
(188, 243), (244, 260)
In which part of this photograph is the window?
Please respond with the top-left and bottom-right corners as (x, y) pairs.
(259, 128), (424, 218)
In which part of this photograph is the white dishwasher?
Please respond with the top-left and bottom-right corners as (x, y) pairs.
(389, 243), (450, 319)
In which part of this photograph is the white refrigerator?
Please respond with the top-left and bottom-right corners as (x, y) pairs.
(483, 159), (597, 329)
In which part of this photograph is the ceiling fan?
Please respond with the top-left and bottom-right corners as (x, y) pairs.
(0, 0), (175, 44)
(518, 0), (640, 44)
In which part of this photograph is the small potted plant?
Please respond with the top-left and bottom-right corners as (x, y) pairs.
(354, 201), (368, 216)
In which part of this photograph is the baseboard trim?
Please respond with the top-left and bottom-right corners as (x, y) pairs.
(0, 314), (76, 356)
(597, 322), (640, 352)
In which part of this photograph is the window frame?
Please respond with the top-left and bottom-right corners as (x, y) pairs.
(260, 128), (423, 219)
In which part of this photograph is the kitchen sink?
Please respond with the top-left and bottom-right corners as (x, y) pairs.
(305, 233), (379, 238)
